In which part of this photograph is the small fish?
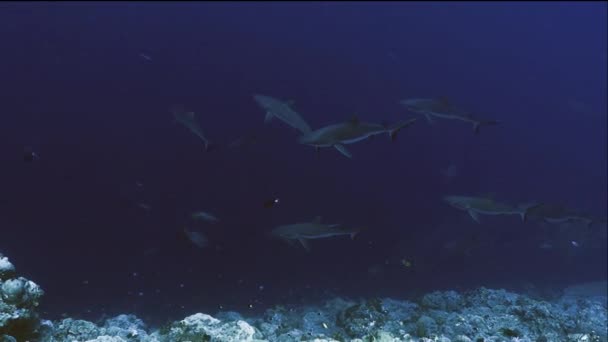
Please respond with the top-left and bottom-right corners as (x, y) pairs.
(263, 197), (280, 208)
(191, 211), (219, 223)
(183, 228), (208, 249)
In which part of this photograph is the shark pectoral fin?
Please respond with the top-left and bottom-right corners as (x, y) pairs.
(264, 111), (274, 123)
(474, 120), (499, 135)
(468, 210), (481, 223)
(298, 238), (311, 252)
(204, 142), (219, 152)
(424, 113), (435, 124)
(473, 122), (481, 134)
(333, 144), (352, 159)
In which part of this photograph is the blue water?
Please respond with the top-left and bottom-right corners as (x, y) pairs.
(0, 2), (606, 326)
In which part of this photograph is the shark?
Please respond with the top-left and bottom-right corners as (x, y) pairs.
(253, 94), (312, 134)
(298, 117), (417, 158)
(270, 216), (360, 251)
(400, 97), (499, 134)
(443, 195), (541, 223)
(171, 105), (213, 151)
(525, 204), (607, 228)
(191, 211), (220, 224)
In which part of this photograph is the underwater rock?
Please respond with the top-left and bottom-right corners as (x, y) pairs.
(0, 255), (43, 341)
(47, 316), (158, 342)
(214, 310), (245, 322)
(52, 318), (102, 341)
(415, 315), (438, 338)
(103, 314), (149, 340)
(162, 313), (258, 342)
(85, 336), (129, 342)
(0, 256), (15, 281)
(420, 290), (464, 312)
(1, 273), (605, 342)
(1, 277), (43, 307)
(335, 297), (389, 338)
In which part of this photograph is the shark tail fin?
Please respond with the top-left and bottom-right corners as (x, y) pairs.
(588, 218), (607, 229)
(389, 118), (417, 142)
(350, 227), (367, 240)
(473, 120), (500, 135)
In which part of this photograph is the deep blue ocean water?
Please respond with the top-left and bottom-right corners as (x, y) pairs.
(0, 1), (606, 326)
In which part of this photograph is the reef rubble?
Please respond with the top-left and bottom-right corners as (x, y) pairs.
(1, 253), (606, 342)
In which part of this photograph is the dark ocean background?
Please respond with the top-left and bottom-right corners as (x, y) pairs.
(0, 1), (606, 327)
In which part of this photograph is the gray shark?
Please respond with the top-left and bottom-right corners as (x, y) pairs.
(253, 94), (312, 134)
(400, 97), (498, 134)
(526, 204), (607, 228)
(270, 216), (360, 251)
(443, 195), (541, 223)
(298, 118), (417, 158)
(183, 227), (208, 249)
(191, 211), (220, 224)
(171, 106), (212, 151)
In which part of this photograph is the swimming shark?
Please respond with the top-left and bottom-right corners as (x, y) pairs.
(171, 106), (213, 151)
(443, 195), (541, 223)
(400, 97), (498, 134)
(270, 216), (360, 251)
(253, 94), (312, 134)
(298, 118), (417, 158)
(526, 204), (607, 228)
(191, 211), (220, 224)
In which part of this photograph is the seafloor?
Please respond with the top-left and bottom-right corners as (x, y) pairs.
(1, 254), (606, 342)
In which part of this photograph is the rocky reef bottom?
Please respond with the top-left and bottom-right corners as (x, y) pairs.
(1, 254), (607, 342)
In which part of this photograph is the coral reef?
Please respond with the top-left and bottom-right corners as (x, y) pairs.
(1, 252), (606, 341)
(0, 253), (44, 341)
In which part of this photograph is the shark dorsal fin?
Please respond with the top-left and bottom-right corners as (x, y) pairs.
(349, 115), (360, 125)
(480, 192), (496, 200)
(437, 96), (454, 110)
(438, 96), (450, 105)
(312, 216), (322, 224)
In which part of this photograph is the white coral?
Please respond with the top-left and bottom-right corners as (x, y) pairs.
(0, 256), (15, 280)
